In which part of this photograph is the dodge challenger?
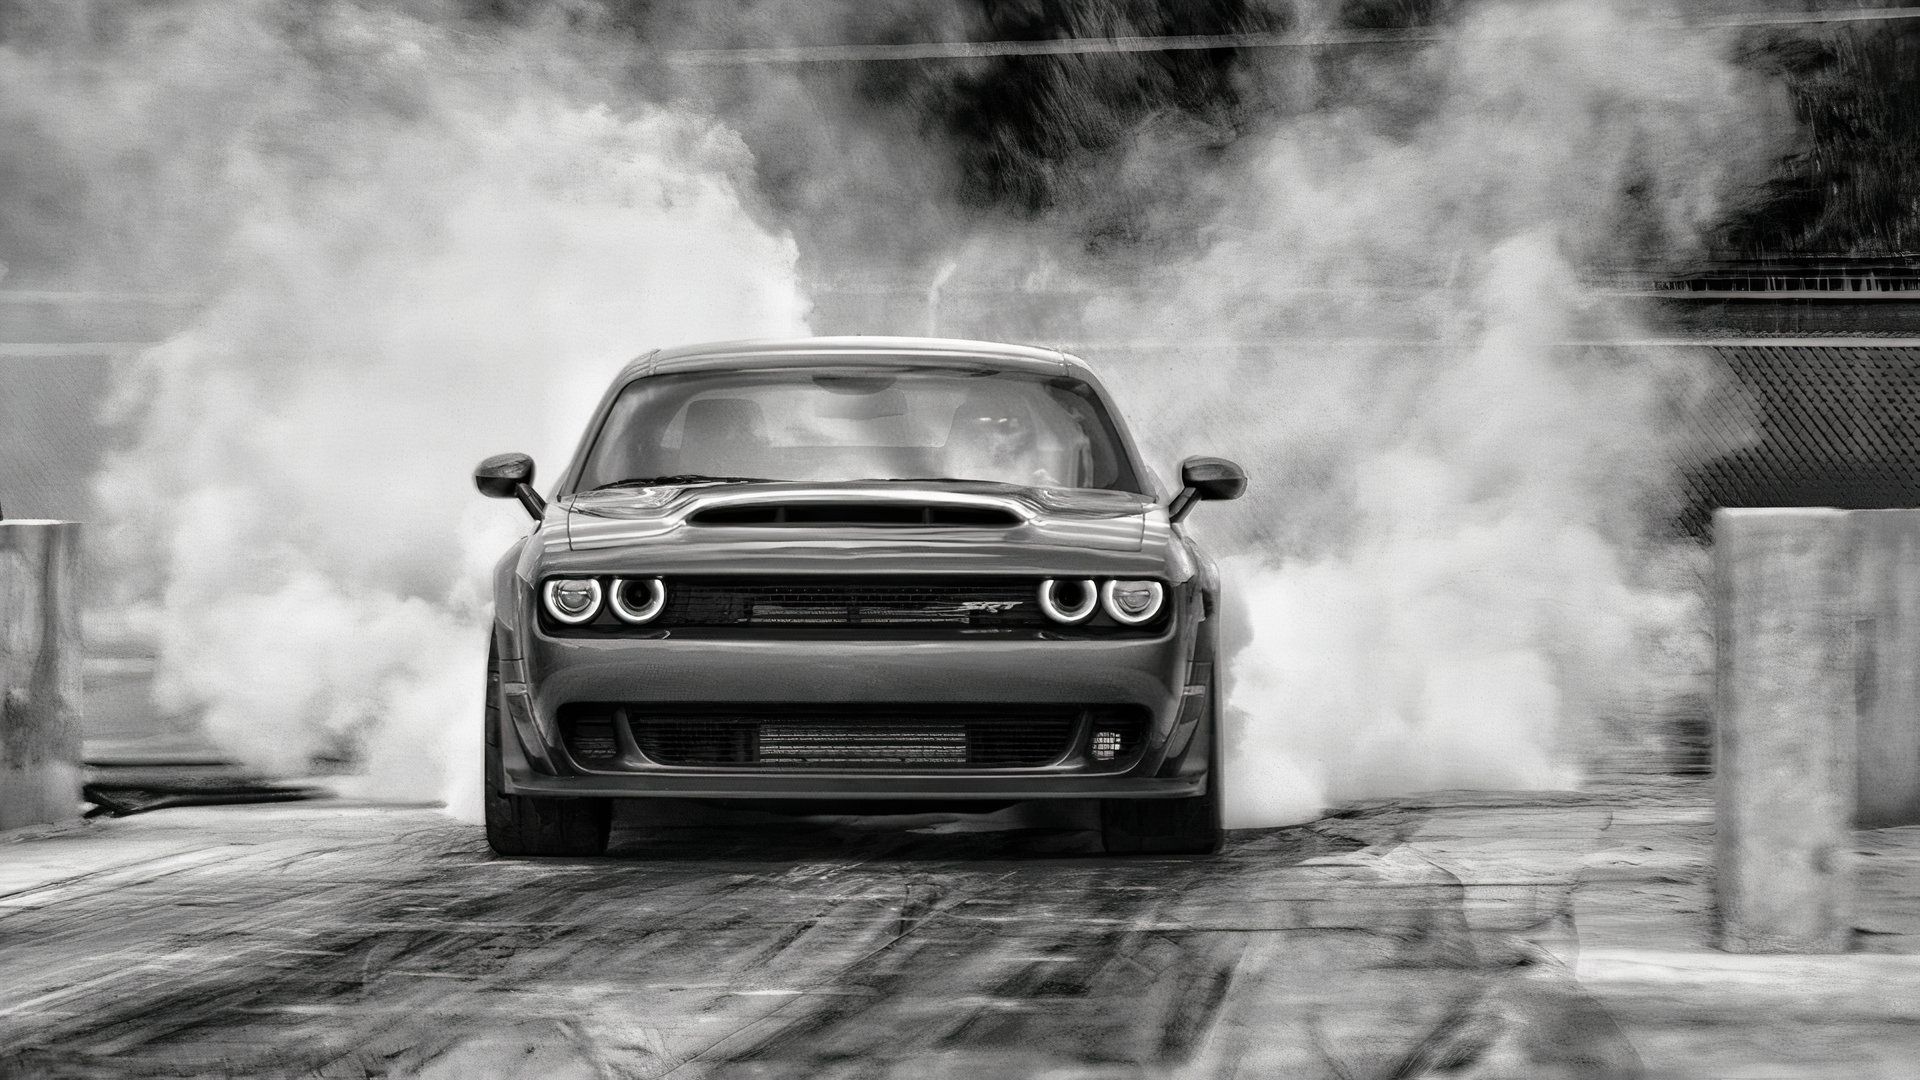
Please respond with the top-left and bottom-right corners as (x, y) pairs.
(475, 337), (1245, 856)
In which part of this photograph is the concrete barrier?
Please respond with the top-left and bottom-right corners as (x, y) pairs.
(0, 520), (82, 831)
(1854, 511), (1920, 827)
(1713, 508), (1920, 953)
(1714, 509), (1856, 952)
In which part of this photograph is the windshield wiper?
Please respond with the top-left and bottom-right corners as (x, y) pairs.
(589, 475), (768, 491)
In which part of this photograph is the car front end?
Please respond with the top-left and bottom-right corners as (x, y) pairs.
(476, 338), (1244, 855)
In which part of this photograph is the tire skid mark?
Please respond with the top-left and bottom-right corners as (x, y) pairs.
(659, 869), (1020, 1076)
(1, 792), (1677, 1078)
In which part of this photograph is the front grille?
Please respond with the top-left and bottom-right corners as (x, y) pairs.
(538, 576), (1172, 635)
(660, 577), (1049, 630)
(557, 703), (1149, 769)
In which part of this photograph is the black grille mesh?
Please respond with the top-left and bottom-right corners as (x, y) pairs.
(661, 577), (1047, 629)
(563, 715), (620, 763)
(1681, 345), (1920, 533)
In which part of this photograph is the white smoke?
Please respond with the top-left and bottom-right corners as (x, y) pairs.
(5, 2), (808, 813)
(1067, 0), (1776, 823)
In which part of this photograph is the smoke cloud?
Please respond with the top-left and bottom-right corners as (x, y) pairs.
(3, 0), (1787, 825)
(3, 1), (807, 813)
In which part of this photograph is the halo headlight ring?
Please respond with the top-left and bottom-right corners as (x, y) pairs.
(1038, 578), (1098, 624)
(609, 577), (668, 624)
(1100, 579), (1166, 625)
(542, 578), (604, 625)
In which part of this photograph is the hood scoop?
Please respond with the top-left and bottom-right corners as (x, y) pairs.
(689, 502), (1021, 528)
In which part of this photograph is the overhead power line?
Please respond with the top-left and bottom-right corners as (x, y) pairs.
(663, 7), (1920, 65)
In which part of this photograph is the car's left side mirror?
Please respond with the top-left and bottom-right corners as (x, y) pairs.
(475, 452), (547, 520)
(1169, 455), (1247, 522)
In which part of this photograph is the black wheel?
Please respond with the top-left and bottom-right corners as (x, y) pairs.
(1100, 703), (1224, 855)
(483, 641), (612, 857)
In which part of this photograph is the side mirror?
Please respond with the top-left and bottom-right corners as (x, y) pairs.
(1169, 455), (1247, 523)
(475, 453), (546, 520)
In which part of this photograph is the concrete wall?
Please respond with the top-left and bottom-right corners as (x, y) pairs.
(1713, 508), (1920, 953)
(0, 520), (82, 831)
(1714, 509), (1858, 952)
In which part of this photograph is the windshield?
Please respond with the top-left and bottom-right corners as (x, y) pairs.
(573, 367), (1143, 493)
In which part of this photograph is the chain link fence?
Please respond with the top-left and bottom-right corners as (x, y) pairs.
(1683, 344), (1920, 535)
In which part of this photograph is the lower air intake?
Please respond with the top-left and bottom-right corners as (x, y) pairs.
(567, 703), (1148, 769)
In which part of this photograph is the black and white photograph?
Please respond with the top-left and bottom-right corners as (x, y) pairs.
(2, 0), (1919, 1076)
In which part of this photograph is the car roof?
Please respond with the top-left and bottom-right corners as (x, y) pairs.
(618, 336), (1091, 381)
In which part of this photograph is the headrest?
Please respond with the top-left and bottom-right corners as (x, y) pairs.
(947, 384), (1035, 438)
(682, 398), (768, 446)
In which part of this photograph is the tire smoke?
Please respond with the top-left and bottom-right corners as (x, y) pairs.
(3, 2), (807, 814)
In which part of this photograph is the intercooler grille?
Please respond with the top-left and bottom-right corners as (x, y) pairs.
(659, 577), (1048, 630)
(558, 703), (1149, 769)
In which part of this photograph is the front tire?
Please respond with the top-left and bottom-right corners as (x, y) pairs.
(483, 642), (612, 857)
(1099, 704), (1224, 855)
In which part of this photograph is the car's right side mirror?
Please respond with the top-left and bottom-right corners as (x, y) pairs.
(1169, 455), (1247, 522)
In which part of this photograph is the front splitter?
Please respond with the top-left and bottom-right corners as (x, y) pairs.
(502, 766), (1205, 801)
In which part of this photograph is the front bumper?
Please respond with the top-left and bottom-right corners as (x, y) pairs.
(497, 756), (1208, 800)
(495, 626), (1214, 801)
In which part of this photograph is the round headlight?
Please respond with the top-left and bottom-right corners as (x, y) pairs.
(542, 578), (603, 625)
(1038, 578), (1098, 624)
(1100, 579), (1165, 624)
(610, 577), (667, 624)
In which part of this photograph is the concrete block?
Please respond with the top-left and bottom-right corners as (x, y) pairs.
(1852, 511), (1920, 828)
(0, 520), (82, 831)
(1713, 508), (1855, 953)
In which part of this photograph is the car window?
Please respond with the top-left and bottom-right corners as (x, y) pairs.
(575, 368), (1141, 493)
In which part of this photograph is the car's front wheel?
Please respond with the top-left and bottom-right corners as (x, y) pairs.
(483, 642), (612, 857)
(1099, 705), (1224, 855)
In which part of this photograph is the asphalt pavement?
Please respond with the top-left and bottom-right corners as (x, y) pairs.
(2, 780), (1917, 1079)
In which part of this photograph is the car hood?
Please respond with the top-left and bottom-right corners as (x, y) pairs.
(558, 480), (1158, 567)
